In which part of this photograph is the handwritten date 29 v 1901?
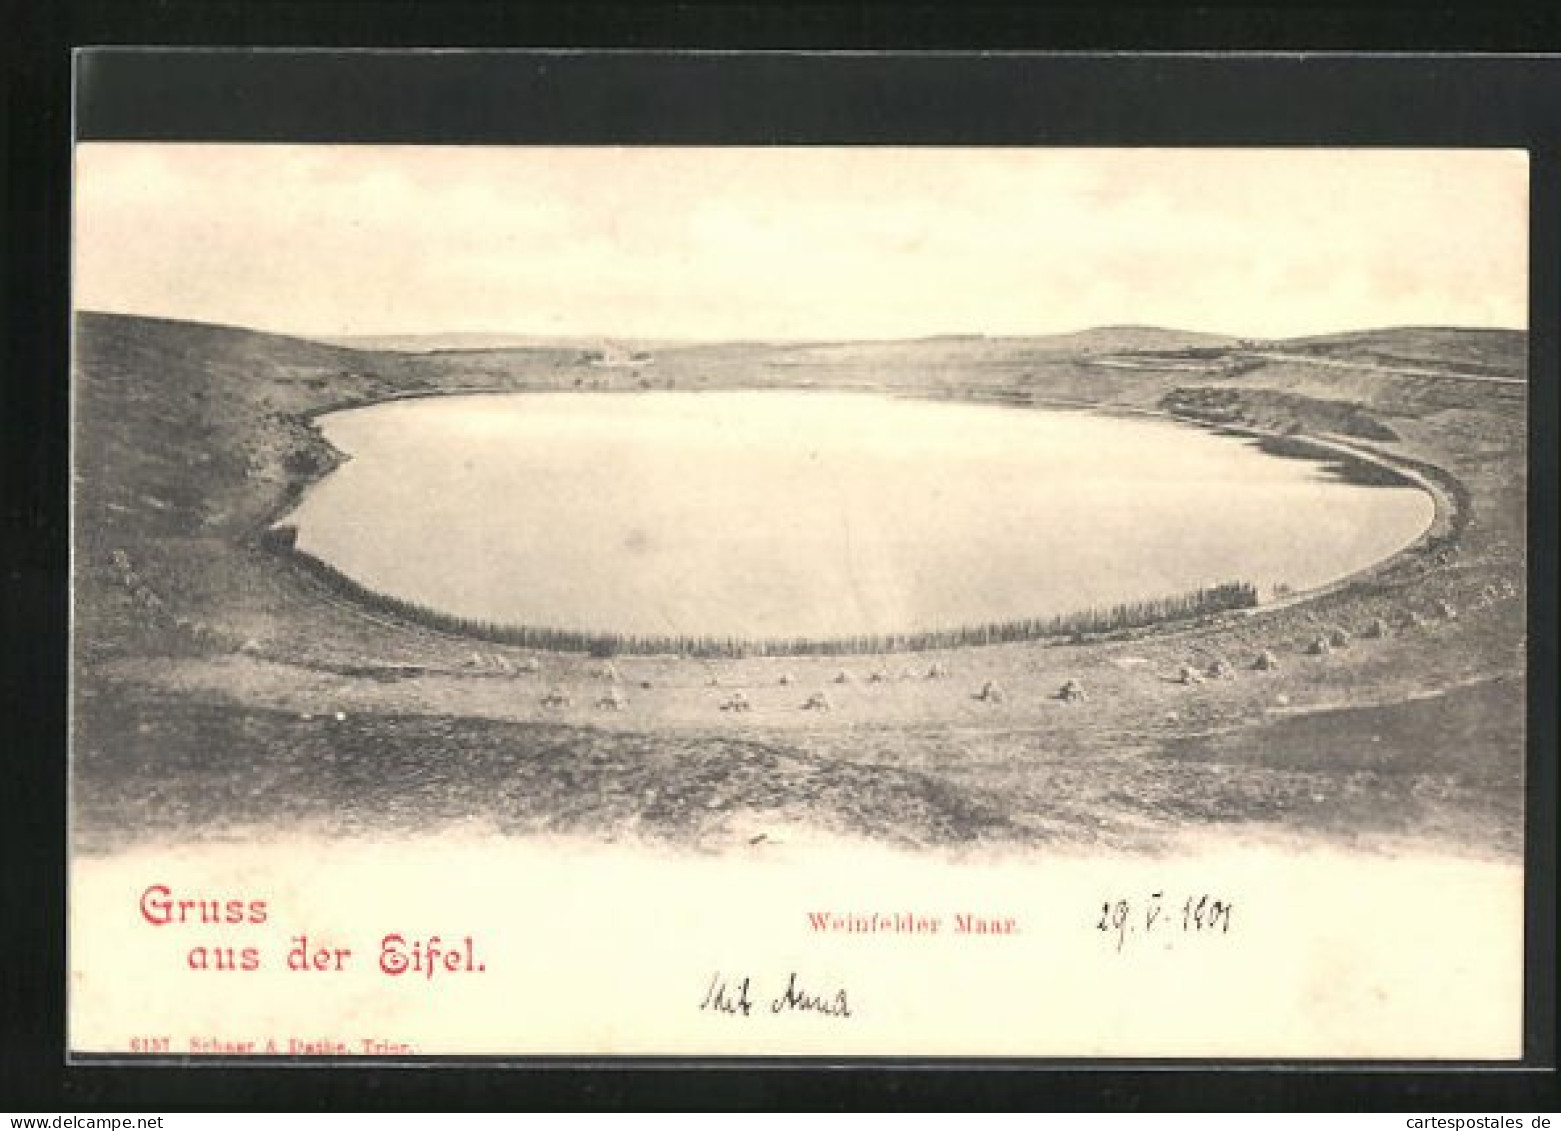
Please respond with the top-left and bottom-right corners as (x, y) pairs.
(701, 971), (852, 1018)
(1097, 893), (1233, 952)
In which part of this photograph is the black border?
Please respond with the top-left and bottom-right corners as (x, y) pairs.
(64, 51), (1561, 146)
(6, 13), (1561, 1114)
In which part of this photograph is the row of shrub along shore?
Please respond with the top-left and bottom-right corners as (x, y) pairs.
(260, 526), (1258, 658)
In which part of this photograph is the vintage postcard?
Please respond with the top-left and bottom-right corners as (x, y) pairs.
(69, 143), (1529, 1059)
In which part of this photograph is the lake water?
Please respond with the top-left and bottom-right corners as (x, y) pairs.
(283, 391), (1435, 643)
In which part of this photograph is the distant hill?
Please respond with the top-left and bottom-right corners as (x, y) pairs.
(1276, 325), (1524, 350)
(1014, 325), (1244, 354)
(1270, 326), (1527, 379)
(83, 312), (1524, 375)
(319, 332), (688, 353)
(320, 324), (1242, 356)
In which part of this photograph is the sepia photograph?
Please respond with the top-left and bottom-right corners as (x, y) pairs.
(68, 143), (1529, 1059)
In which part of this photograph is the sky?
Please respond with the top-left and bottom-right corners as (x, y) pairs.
(73, 145), (1528, 341)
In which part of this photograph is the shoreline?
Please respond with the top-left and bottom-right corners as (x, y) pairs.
(257, 384), (1451, 661)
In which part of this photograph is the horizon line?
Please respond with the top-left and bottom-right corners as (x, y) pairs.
(72, 307), (1530, 348)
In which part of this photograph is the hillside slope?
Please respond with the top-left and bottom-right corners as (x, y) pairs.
(72, 312), (1528, 857)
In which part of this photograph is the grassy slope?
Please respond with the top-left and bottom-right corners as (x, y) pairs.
(1276, 326), (1528, 376)
(72, 313), (1529, 857)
